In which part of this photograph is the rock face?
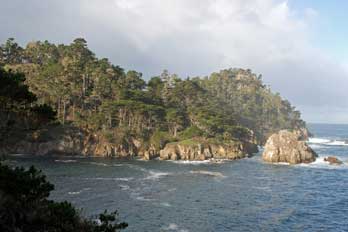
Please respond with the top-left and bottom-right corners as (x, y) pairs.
(0, 125), (141, 158)
(262, 130), (317, 164)
(1, 125), (257, 161)
(324, 156), (343, 165)
(159, 139), (258, 161)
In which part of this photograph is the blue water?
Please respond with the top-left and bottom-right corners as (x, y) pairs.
(6, 124), (348, 231)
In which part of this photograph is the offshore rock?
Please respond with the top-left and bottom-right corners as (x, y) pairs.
(324, 156), (343, 165)
(262, 130), (317, 164)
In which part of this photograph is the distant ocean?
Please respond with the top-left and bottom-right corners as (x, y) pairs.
(7, 123), (348, 232)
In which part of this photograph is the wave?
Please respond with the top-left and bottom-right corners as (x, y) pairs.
(68, 191), (81, 195)
(135, 196), (153, 201)
(86, 162), (110, 166)
(144, 171), (171, 180)
(171, 159), (228, 165)
(160, 202), (172, 207)
(118, 184), (130, 190)
(308, 137), (348, 146)
(171, 160), (211, 165)
(8, 153), (29, 157)
(85, 177), (133, 181)
(189, 170), (226, 178)
(162, 223), (189, 232)
(126, 164), (149, 172)
(115, 177), (134, 181)
(55, 159), (77, 163)
(307, 144), (324, 149)
(298, 156), (347, 169)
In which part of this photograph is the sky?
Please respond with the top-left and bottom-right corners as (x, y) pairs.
(0, 0), (347, 124)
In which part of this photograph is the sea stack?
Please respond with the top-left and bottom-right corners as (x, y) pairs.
(262, 130), (317, 164)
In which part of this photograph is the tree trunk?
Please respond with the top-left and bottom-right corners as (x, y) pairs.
(57, 99), (61, 121)
(72, 103), (75, 121)
(174, 124), (177, 137)
(62, 101), (66, 125)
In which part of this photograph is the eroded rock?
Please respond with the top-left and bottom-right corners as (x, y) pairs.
(262, 130), (317, 164)
(324, 156), (343, 165)
(160, 139), (258, 161)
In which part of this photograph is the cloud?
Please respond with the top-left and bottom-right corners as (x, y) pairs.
(0, 0), (347, 122)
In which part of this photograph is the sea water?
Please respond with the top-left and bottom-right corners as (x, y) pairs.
(6, 123), (348, 231)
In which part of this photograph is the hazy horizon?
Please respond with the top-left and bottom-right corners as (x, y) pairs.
(1, 0), (347, 123)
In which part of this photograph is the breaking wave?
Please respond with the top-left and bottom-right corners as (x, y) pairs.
(298, 156), (347, 169)
(144, 171), (172, 180)
(189, 170), (226, 178)
(68, 191), (81, 195)
(308, 137), (348, 146)
(55, 159), (77, 163)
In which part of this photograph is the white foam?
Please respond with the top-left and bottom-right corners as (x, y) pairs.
(189, 170), (226, 178)
(135, 196), (153, 201)
(308, 138), (331, 144)
(68, 191), (81, 195)
(112, 164), (124, 167)
(87, 162), (109, 166)
(308, 144), (324, 149)
(115, 177), (134, 181)
(272, 162), (290, 166)
(171, 158), (228, 165)
(160, 202), (172, 207)
(171, 160), (211, 165)
(55, 159), (77, 163)
(9, 153), (28, 157)
(326, 141), (348, 146)
(119, 184), (130, 190)
(298, 156), (347, 169)
(126, 164), (148, 172)
(308, 137), (348, 146)
(162, 223), (189, 232)
(144, 171), (171, 180)
(86, 177), (133, 181)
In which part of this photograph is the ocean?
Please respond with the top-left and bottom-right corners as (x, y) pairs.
(6, 123), (348, 231)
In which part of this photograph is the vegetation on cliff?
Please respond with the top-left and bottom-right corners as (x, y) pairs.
(0, 38), (306, 156)
(0, 161), (127, 231)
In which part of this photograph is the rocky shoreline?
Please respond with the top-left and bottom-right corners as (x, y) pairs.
(3, 124), (318, 163)
(0, 125), (259, 161)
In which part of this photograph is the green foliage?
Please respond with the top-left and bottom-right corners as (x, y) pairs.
(0, 162), (127, 232)
(149, 130), (174, 149)
(0, 67), (56, 140)
(0, 68), (36, 108)
(0, 38), (307, 146)
(179, 126), (204, 140)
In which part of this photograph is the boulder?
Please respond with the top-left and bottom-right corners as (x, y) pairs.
(143, 144), (159, 160)
(324, 156), (343, 165)
(262, 130), (317, 164)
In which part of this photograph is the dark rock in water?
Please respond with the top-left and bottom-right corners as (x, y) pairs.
(324, 156), (343, 165)
(262, 130), (317, 164)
